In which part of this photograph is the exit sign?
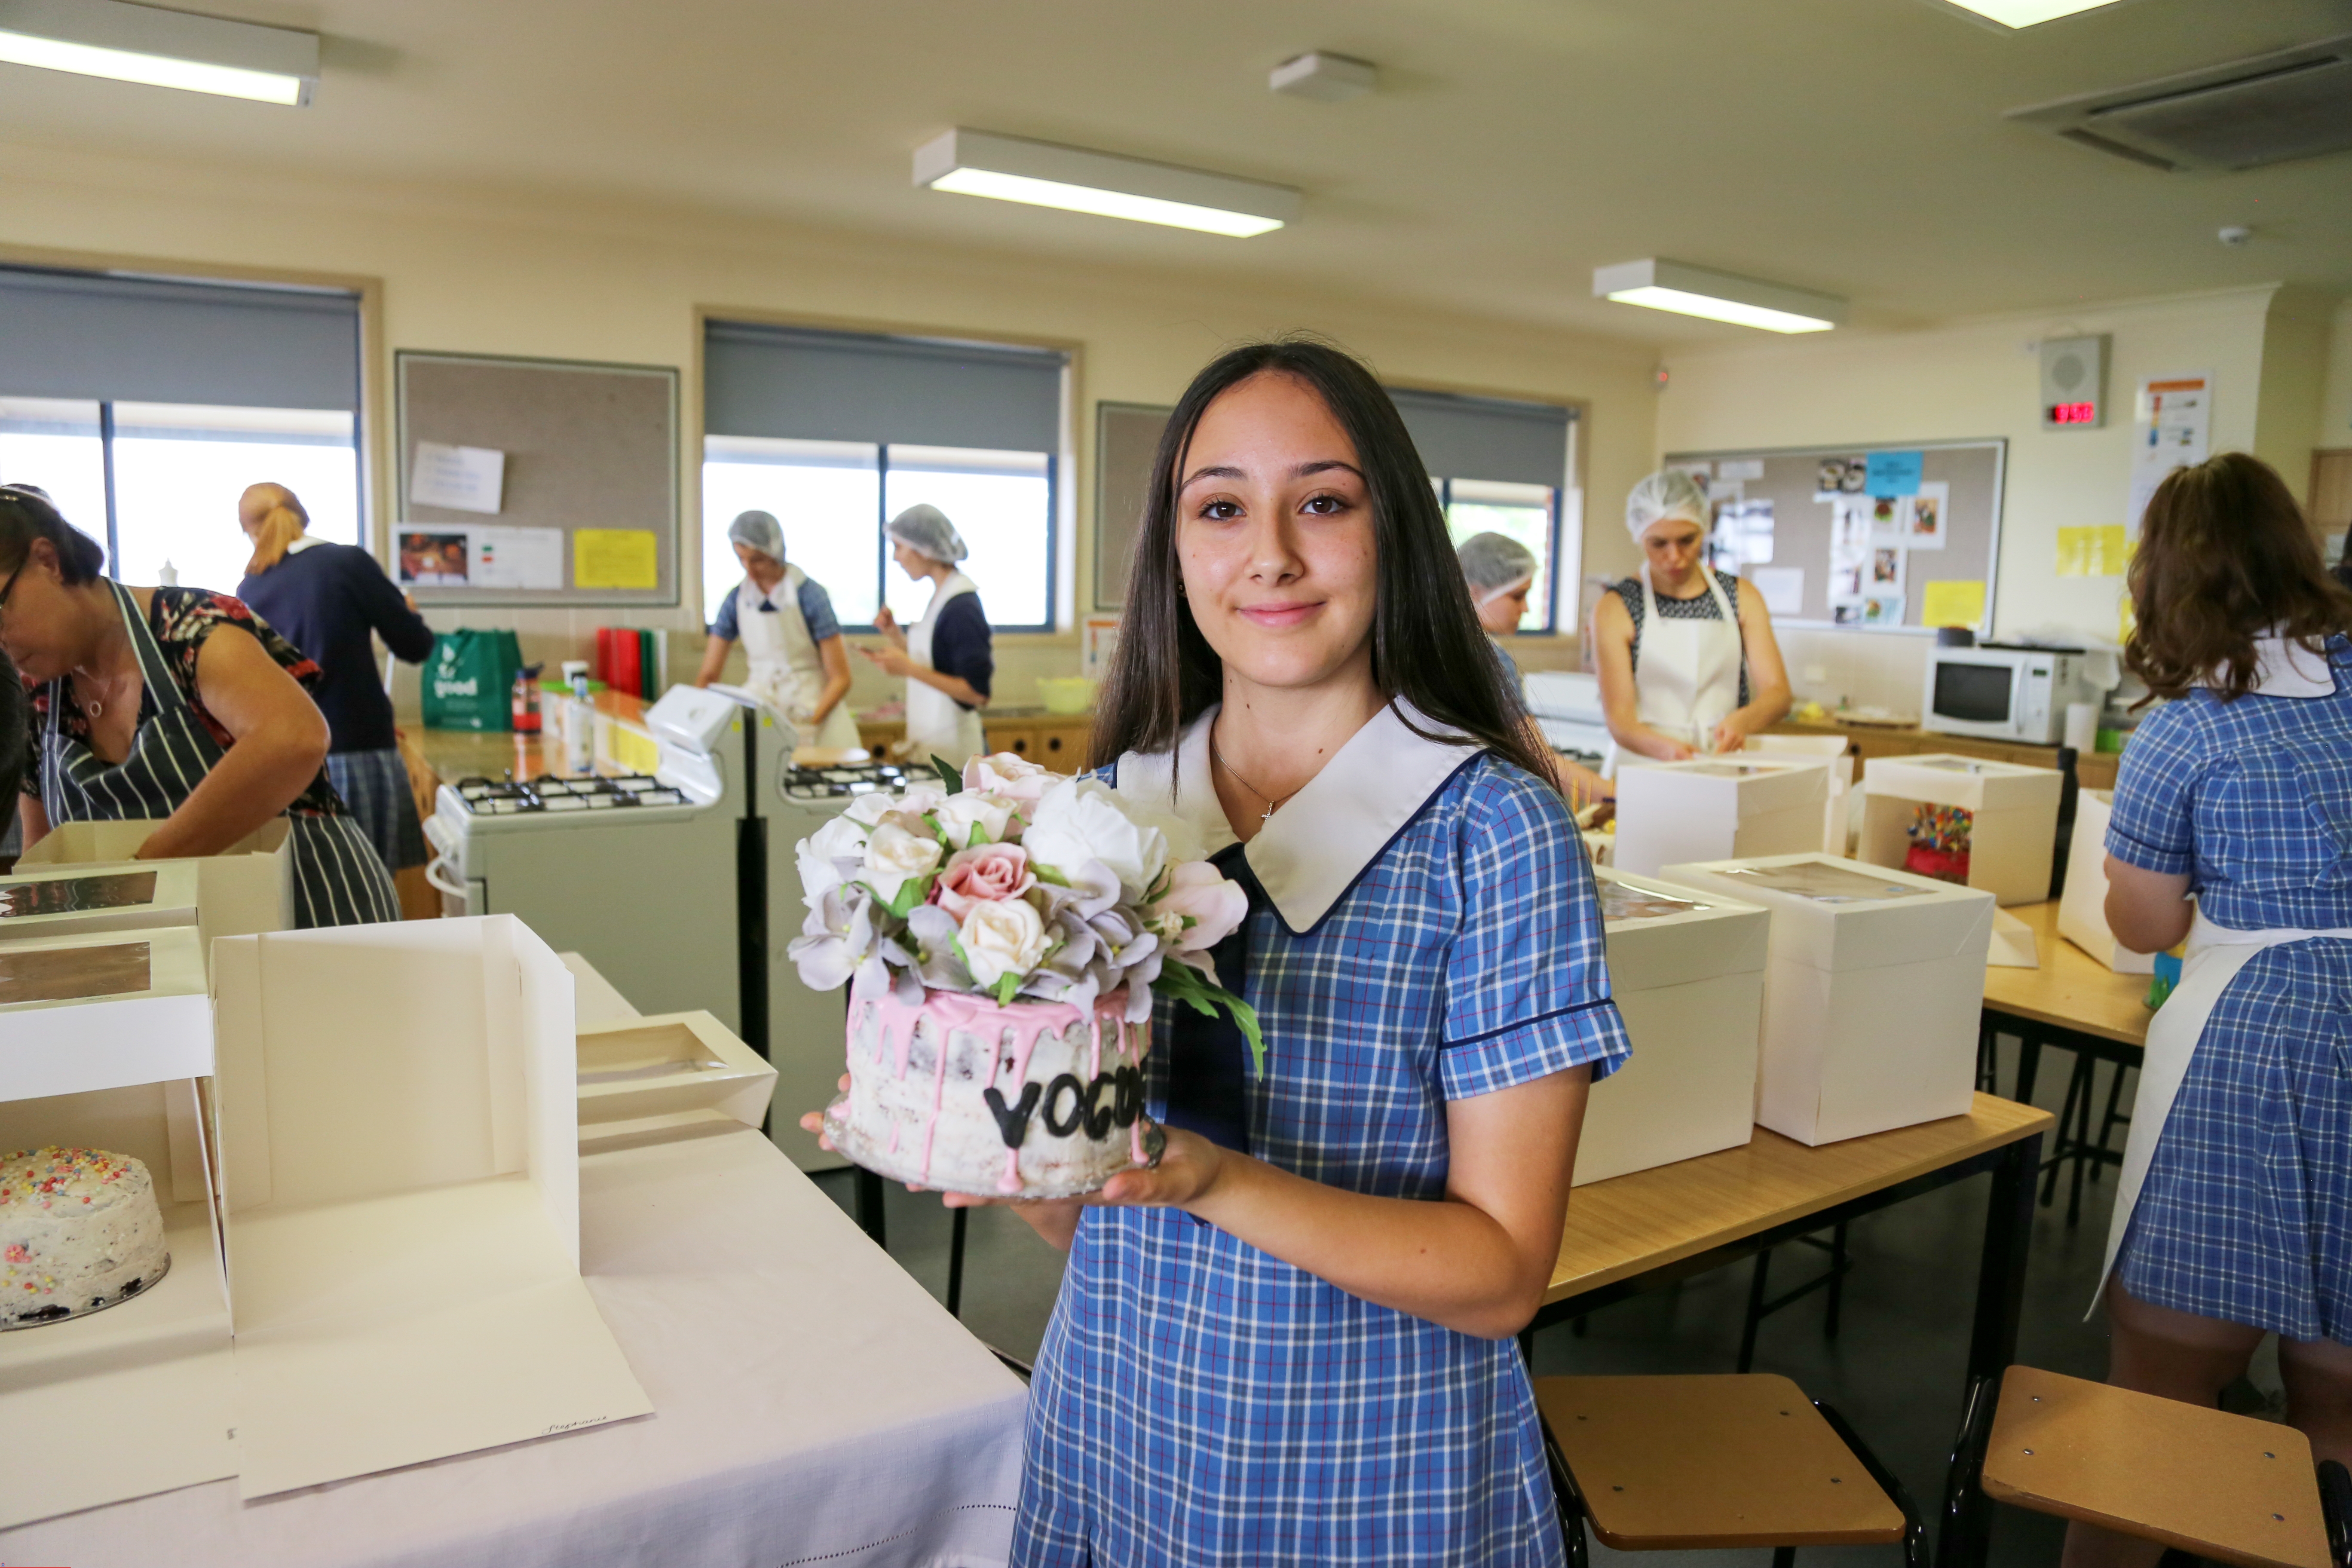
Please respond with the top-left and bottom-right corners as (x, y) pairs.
(2039, 335), (2109, 431)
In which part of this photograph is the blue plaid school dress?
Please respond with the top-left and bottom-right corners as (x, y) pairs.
(1013, 704), (1631, 1567)
(2107, 635), (2352, 1341)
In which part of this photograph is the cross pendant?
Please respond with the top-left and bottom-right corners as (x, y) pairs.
(1261, 802), (1277, 824)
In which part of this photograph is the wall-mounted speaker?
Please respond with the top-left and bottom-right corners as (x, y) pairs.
(2039, 334), (2109, 431)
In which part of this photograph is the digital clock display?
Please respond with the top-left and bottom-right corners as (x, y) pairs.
(2047, 401), (2098, 426)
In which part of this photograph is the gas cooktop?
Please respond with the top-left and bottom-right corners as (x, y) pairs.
(778, 761), (912, 802)
(450, 772), (688, 815)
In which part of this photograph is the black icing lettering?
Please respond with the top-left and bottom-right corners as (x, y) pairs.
(981, 1083), (1043, 1150)
(1082, 1073), (1115, 1139)
(1113, 1065), (1143, 1128)
(1041, 1074), (1086, 1137)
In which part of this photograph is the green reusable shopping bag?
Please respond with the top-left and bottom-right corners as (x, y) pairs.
(421, 629), (522, 731)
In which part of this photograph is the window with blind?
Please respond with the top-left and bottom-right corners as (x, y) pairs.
(0, 266), (364, 591)
(1388, 386), (1576, 635)
(701, 322), (1066, 632)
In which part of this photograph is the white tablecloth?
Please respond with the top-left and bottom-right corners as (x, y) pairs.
(5, 1127), (1029, 1568)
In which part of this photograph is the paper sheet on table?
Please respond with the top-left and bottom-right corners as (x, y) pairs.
(1921, 580), (1986, 628)
(410, 443), (506, 515)
(1750, 567), (1805, 616)
(575, 530), (660, 590)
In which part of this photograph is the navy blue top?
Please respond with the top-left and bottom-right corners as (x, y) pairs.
(931, 592), (993, 710)
(709, 575), (841, 643)
(237, 542), (435, 754)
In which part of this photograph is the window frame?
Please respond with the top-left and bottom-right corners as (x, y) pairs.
(1438, 474), (1564, 637)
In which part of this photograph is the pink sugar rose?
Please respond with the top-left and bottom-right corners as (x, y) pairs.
(932, 842), (1038, 921)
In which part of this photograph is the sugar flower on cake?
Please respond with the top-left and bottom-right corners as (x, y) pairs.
(788, 751), (1266, 1069)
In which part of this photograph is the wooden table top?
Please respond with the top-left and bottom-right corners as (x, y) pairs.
(1550, 1093), (2054, 1305)
(1981, 900), (2151, 1048)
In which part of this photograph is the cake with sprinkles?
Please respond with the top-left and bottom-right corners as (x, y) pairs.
(1, 1147), (171, 1329)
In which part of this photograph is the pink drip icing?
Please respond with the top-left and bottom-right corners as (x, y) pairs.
(999, 1148), (1021, 1194)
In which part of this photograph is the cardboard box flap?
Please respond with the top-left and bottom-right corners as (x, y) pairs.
(0, 926), (211, 1099)
(1661, 854), (1997, 974)
(1623, 757), (1827, 819)
(1862, 753), (2063, 812)
(578, 1011), (777, 1130)
(1596, 869), (1770, 994)
(0, 861), (201, 943)
(18, 820), (296, 965)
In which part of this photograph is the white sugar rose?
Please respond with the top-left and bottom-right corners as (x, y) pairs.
(963, 751), (1056, 805)
(795, 815), (869, 906)
(843, 791), (896, 827)
(933, 790), (1016, 850)
(1023, 778), (1167, 900)
(859, 820), (943, 904)
(1154, 860), (1248, 954)
(958, 896), (1049, 988)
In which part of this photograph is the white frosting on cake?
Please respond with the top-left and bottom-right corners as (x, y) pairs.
(2, 1147), (171, 1329)
(824, 989), (1157, 1198)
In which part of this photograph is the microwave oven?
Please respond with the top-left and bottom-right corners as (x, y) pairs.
(1922, 644), (2102, 744)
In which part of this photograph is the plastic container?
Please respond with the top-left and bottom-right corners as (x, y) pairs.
(1036, 677), (1097, 715)
(510, 663), (544, 735)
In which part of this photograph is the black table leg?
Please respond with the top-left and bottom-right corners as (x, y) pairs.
(854, 1167), (887, 1248)
(1966, 1131), (2040, 1393)
(2013, 1023), (2044, 1106)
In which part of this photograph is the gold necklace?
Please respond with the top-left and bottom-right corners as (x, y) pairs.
(1210, 735), (1293, 824)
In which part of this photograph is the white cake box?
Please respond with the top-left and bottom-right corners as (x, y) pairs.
(1745, 734), (1857, 854)
(19, 818), (296, 965)
(2057, 790), (2156, 975)
(578, 1009), (778, 1147)
(0, 925), (212, 1099)
(1660, 854), (1996, 1147)
(1859, 754), (2061, 907)
(0, 861), (201, 943)
(1575, 869), (1768, 1185)
(213, 916), (652, 1499)
(1612, 757), (1828, 878)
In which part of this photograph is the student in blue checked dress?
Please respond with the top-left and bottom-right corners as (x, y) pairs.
(995, 342), (1627, 1564)
(2074, 453), (2352, 1568)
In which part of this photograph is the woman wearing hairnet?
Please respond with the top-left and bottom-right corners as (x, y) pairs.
(1457, 530), (1614, 812)
(862, 502), (991, 766)
(1593, 470), (1789, 765)
(693, 509), (860, 749)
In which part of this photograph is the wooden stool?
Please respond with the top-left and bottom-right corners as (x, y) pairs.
(1946, 1366), (2352, 1568)
(1534, 1373), (1925, 1568)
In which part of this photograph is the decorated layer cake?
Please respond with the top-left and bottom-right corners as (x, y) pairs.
(792, 751), (1256, 1198)
(2, 1147), (171, 1329)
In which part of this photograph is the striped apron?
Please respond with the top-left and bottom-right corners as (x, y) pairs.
(36, 582), (400, 928)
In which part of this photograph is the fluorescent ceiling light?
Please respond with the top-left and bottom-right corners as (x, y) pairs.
(915, 129), (1298, 238)
(1918, 0), (2129, 28)
(1592, 259), (1845, 333)
(0, 0), (317, 105)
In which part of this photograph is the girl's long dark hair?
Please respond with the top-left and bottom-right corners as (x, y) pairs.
(2125, 452), (2352, 703)
(1088, 338), (1560, 789)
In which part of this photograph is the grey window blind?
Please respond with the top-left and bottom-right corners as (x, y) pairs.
(1388, 387), (1573, 488)
(704, 322), (1065, 452)
(0, 266), (361, 410)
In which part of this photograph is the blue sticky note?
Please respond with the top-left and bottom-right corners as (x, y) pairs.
(1866, 450), (1924, 496)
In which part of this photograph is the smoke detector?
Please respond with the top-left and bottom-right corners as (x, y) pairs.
(2008, 32), (2352, 172)
(1270, 52), (1377, 102)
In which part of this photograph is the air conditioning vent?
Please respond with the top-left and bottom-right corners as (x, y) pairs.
(2009, 33), (2352, 172)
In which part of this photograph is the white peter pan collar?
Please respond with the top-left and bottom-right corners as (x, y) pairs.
(1118, 700), (1487, 935)
(2216, 634), (2341, 699)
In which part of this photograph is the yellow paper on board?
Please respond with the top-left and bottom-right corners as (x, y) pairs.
(1921, 580), (1986, 627)
(573, 530), (658, 590)
(2090, 525), (2128, 575)
(2056, 527), (2093, 576)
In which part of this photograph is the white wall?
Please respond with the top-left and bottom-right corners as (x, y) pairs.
(1655, 286), (2297, 714)
(0, 141), (1662, 717)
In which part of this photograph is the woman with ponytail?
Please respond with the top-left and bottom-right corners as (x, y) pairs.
(0, 483), (397, 925)
(236, 482), (436, 899)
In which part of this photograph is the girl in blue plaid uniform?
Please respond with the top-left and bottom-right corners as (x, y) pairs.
(2076, 453), (2352, 1568)
(983, 342), (1627, 1564)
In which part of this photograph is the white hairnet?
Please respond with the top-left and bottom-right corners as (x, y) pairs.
(1625, 470), (1710, 544)
(1456, 531), (1537, 600)
(885, 502), (967, 564)
(728, 509), (785, 561)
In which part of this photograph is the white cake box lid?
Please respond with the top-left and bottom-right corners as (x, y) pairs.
(1595, 867), (1769, 992)
(1861, 753), (2062, 812)
(2058, 791), (2156, 974)
(0, 925), (212, 1100)
(577, 1009), (778, 1134)
(1659, 853), (1995, 974)
(1618, 755), (1829, 818)
(15, 819), (295, 968)
(0, 861), (200, 943)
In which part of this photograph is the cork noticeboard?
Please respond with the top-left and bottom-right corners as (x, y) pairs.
(394, 351), (680, 606)
(1660, 440), (2006, 636)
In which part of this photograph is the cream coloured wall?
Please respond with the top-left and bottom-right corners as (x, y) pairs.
(0, 141), (1661, 722)
(2319, 299), (2352, 457)
(1653, 286), (2298, 714)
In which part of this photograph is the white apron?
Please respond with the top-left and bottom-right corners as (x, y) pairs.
(2092, 636), (2351, 1310)
(734, 567), (860, 749)
(904, 570), (987, 768)
(1606, 564), (1744, 775)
